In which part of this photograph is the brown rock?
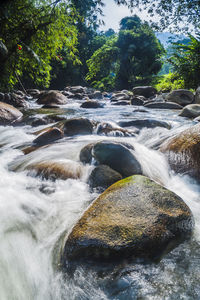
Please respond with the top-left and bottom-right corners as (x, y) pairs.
(61, 175), (193, 265)
(160, 123), (200, 180)
(0, 102), (23, 125)
(37, 90), (67, 105)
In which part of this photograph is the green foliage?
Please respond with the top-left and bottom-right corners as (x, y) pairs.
(86, 37), (119, 90)
(0, 0), (79, 91)
(113, 0), (200, 32)
(86, 16), (164, 90)
(155, 73), (184, 92)
(50, 0), (106, 89)
(169, 35), (200, 89)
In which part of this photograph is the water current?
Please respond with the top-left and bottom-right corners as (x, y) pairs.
(0, 98), (200, 300)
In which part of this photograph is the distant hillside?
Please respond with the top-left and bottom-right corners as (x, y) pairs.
(156, 32), (186, 48)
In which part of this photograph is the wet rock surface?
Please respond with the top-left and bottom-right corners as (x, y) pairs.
(89, 164), (122, 191)
(118, 118), (171, 129)
(37, 90), (67, 105)
(61, 175), (193, 265)
(160, 123), (200, 180)
(179, 104), (200, 118)
(26, 160), (83, 181)
(0, 101), (23, 125)
(92, 141), (142, 177)
(64, 118), (93, 136)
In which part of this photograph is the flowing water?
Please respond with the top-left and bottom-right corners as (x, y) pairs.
(0, 99), (200, 300)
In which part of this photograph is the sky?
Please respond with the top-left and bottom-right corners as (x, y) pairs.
(100, 0), (152, 32)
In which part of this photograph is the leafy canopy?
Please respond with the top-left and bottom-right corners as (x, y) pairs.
(0, 0), (79, 91)
(86, 16), (164, 90)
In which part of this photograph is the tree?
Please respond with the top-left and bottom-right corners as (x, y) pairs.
(86, 16), (164, 90)
(0, 0), (79, 91)
(169, 35), (200, 89)
(49, 0), (106, 89)
(113, 0), (200, 31)
(86, 37), (119, 90)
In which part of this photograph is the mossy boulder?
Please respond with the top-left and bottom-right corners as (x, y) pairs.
(61, 175), (193, 265)
(160, 123), (200, 180)
(0, 102), (23, 125)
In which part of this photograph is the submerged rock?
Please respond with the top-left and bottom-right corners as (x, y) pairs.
(93, 141), (142, 177)
(61, 175), (193, 265)
(27, 160), (83, 180)
(89, 165), (122, 191)
(160, 123), (200, 180)
(0, 102), (23, 125)
(64, 118), (93, 136)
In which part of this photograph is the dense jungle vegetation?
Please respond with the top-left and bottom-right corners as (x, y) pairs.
(0, 0), (200, 92)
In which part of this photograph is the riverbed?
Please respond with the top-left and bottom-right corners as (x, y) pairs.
(0, 98), (200, 300)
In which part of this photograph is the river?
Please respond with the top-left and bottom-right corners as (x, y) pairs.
(0, 98), (200, 299)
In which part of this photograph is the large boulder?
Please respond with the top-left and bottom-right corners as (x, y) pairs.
(61, 175), (193, 265)
(64, 118), (93, 136)
(37, 90), (67, 105)
(0, 92), (28, 108)
(144, 102), (182, 109)
(160, 123), (200, 180)
(26, 160), (83, 181)
(93, 141), (142, 177)
(118, 118), (171, 130)
(132, 86), (157, 98)
(33, 127), (64, 146)
(89, 165), (122, 190)
(179, 104), (200, 118)
(166, 89), (194, 106)
(194, 87), (200, 104)
(0, 102), (23, 125)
